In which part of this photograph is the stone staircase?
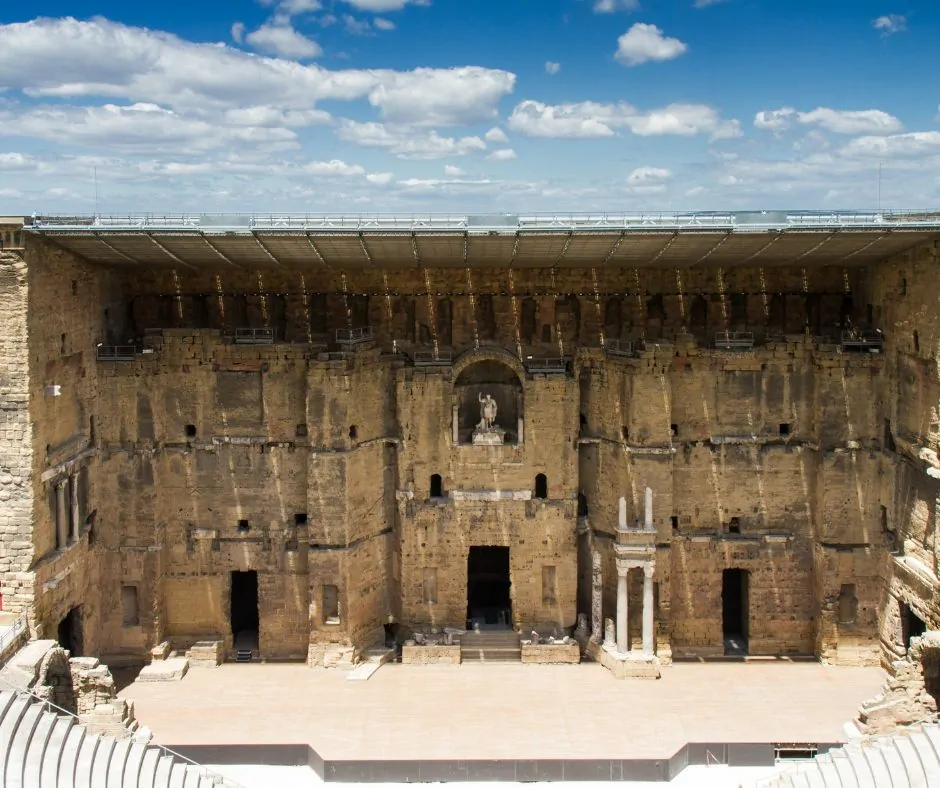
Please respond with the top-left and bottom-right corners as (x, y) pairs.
(0, 688), (240, 787)
(757, 723), (940, 787)
(458, 630), (521, 662)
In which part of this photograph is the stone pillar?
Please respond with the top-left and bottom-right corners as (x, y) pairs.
(642, 562), (655, 657)
(590, 551), (602, 643)
(517, 416), (524, 445)
(616, 563), (629, 654)
(55, 481), (68, 549)
(452, 404), (459, 445)
(618, 496), (627, 530)
(69, 474), (80, 541)
(645, 487), (653, 529)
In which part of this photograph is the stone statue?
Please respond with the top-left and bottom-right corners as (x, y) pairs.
(604, 617), (616, 647)
(477, 393), (498, 431)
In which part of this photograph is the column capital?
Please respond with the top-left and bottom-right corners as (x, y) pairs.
(643, 562), (656, 580)
(615, 557), (632, 576)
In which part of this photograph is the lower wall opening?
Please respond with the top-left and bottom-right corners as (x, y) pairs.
(466, 546), (512, 629)
(57, 606), (84, 657)
(722, 569), (749, 656)
(230, 571), (260, 654)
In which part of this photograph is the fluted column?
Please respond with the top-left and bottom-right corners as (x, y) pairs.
(590, 551), (602, 643)
(55, 481), (68, 549)
(616, 563), (629, 654)
(642, 562), (655, 657)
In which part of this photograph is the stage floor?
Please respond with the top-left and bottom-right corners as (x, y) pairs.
(117, 661), (884, 761)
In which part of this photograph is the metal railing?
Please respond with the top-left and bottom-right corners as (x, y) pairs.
(840, 329), (884, 351)
(524, 356), (568, 374)
(714, 331), (755, 351)
(26, 210), (940, 234)
(96, 345), (139, 361)
(0, 612), (28, 663)
(414, 349), (453, 366)
(233, 327), (275, 345)
(0, 677), (244, 787)
(604, 339), (636, 357)
(335, 326), (374, 346)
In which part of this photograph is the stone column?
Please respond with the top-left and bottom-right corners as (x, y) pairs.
(55, 481), (68, 549)
(452, 404), (459, 445)
(69, 474), (80, 541)
(645, 487), (653, 529)
(642, 562), (655, 657)
(590, 551), (602, 643)
(517, 415), (524, 445)
(616, 563), (629, 654)
(618, 496), (627, 530)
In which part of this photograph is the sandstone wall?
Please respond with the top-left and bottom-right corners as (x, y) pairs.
(0, 252), (33, 615)
(15, 236), (933, 668)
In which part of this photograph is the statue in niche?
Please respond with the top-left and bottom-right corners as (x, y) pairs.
(478, 393), (498, 431)
(472, 392), (505, 445)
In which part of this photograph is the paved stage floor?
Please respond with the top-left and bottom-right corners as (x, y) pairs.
(118, 661), (885, 760)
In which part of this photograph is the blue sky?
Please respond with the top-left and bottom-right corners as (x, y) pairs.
(0, 1), (936, 214)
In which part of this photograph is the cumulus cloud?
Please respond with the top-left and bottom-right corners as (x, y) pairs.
(245, 22), (323, 59)
(231, 22), (246, 43)
(545, 61), (561, 75)
(508, 99), (739, 140)
(487, 148), (517, 161)
(373, 17), (396, 30)
(754, 107), (903, 135)
(0, 18), (514, 127)
(340, 0), (430, 11)
(628, 166), (671, 183)
(873, 15), (907, 35)
(615, 23), (687, 66)
(840, 131), (940, 159)
(336, 120), (487, 159)
(593, 0), (640, 11)
(484, 127), (509, 144)
(444, 164), (464, 176)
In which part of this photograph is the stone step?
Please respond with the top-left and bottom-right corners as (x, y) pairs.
(56, 723), (85, 788)
(21, 707), (58, 788)
(7, 702), (45, 787)
(138, 746), (162, 788)
(40, 715), (73, 787)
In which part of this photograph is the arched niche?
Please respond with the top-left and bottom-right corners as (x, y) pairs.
(453, 358), (524, 445)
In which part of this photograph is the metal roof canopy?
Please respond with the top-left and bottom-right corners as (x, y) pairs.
(25, 211), (940, 270)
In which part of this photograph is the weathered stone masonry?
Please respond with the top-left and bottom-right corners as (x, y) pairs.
(3, 227), (940, 677)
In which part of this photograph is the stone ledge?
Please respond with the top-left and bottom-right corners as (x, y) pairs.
(521, 643), (580, 664)
(402, 644), (461, 665)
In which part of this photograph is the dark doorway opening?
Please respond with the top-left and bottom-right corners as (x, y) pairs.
(230, 571), (259, 654)
(57, 607), (83, 657)
(722, 569), (749, 655)
(901, 602), (927, 652)
(466, 547), (512, 629)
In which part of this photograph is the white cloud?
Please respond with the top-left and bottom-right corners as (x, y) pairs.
(873, 15), (907, 35)
(593, 0), (640, 11)
(337, 120), (487, 159)
(373, 17), (396, 30)
(840, 131), (940, 159)
(444, 164), (464, 176)
(693, 0), (727, 6)
(0, 18), (514, 127)
(545, 61), (561, 75)
(754, 107), (795, 132)
(508, 99), (738, 140)
(343, 15), (372, 35)
(341, 0), (429, 11)
(245, 22), (323, 59)
(484, 127), (509, 144)
(274, 0), (323, 15)
(754, 107), (903, 135)
(628, 166), (671, 184)
(487, 148), (517, 161)
(231, 22), (246, 44)
(367, 67), (515, 125)
(0, 103), (299, 153)
(223, 106), (332, 126)
(615, 23), (687, 66)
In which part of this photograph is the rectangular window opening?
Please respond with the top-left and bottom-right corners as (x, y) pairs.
(779, 423), (790, 436)
(422, 568), (438, 605)
(323, 585), (340, 624)
(121, 586), (140, 627)
(541, 566), (557, 606)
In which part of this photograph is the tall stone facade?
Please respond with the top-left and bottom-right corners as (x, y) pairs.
(2, 228), (939, 674)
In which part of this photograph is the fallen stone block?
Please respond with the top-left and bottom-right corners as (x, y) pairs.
(137, 657), (189, 682)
